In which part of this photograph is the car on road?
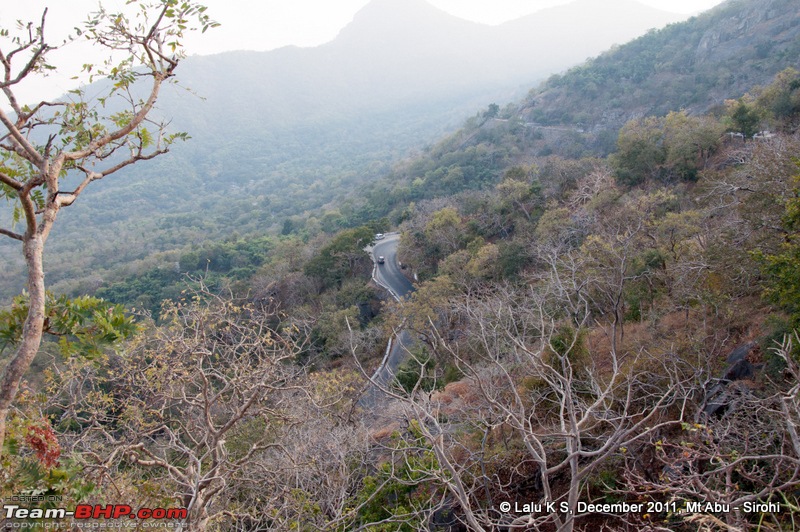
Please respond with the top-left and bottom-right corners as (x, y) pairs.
(374, 233), (385, 240)
(378, 256), (385, 264)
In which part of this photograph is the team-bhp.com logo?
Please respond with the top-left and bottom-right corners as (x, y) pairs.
(4, 504), (187, 524)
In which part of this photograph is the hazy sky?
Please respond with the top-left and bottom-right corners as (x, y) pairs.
(170, 0), (728, 54)
(2, 0), (727, 103)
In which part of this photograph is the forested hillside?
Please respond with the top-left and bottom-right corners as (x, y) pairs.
(0, 0), (685, 302)
(3, 0), (800, 530)
(524, 0), (800, 154)
(3, 0), (791, 306)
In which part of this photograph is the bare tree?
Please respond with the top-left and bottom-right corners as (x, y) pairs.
(0, 1), (217, 451)
(50, 288), (310, 531)
(359, 279), (698, 531)
(622, 333), (800, 531)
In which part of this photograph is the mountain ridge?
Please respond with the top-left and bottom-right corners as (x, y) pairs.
(516, 0), (800, 154)
(167, 0), (687, 126)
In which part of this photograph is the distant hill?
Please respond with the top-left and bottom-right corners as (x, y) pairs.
(522, 0), (800, 151)
(164, 0), (684, 131)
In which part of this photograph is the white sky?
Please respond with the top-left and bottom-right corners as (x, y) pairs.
(2, 0), (727, 104)
(162, 0), (728, 54)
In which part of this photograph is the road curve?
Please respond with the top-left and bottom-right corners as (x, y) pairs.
(361, 233), (415, 407)
(372, 234), (414, 300)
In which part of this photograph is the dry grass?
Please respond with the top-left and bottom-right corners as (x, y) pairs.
(586, 297), (773, 379)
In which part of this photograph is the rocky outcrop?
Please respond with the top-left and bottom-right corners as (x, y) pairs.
(701, 342), (763, 419)
(695, 0), (800, 65)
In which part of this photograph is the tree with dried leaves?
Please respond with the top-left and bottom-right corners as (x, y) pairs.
(622, 334), (800, 531)
(0, 1), (217, 452)
(360, 274), (699, 531)
(50, 289), (311, 531)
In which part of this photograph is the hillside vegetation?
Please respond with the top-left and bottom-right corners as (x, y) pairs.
(3, 0), (800, 530)
(5, 0), (791, 303)
(525, 0), (800, 153)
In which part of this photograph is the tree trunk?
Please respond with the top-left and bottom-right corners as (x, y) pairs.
(0, 235), (46, 452)
(183, 492), (209, 532)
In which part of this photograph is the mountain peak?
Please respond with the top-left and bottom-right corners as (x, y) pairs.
(350, 0), (450, 23)
(334, 0), (484, 45)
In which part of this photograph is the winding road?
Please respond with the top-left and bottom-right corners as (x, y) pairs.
(360, 233), (416, 407)
(372, 233), (414, 300)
